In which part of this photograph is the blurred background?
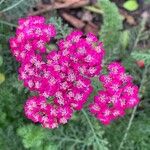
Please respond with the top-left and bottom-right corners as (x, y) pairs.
(0, 0), (150, 150)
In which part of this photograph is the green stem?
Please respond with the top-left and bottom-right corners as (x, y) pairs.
(0, 0), (5, 5)
(84, 6), (103, 14)
(118, 65), (149, 150)
(132, 16), (147, 50)
(0, 20), (17, 27)
(82, 109), (101, 149)
(53, 137), (84, 144)
(0, 0), (24, 13)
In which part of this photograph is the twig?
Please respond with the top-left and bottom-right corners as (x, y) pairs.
(0, 20), (17, 27)
(118, 65), (149, 150)
(29, 0), (89, 16)
(0, 0), (24, 13)
(82, 109), (102, 149)
(84, 6), (103, 14)
(132, 13), (147, 50)
(61, 12), (85, 29)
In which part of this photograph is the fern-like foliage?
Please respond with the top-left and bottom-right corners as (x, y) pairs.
(17, 125), (51, 149)
(0, 0), (39, 21)
(139, 30), (150, 41)
(98, 0), (123, 59)
(0, 24), (19, 75)
(17, 111), (109, 150)
(0, 125), (25, 150)
(0, 75), (27, 150)
(131, 50), (150, 65)
(49, 16), (71, 40)
(104, 111), (150, 150)
(127, 14), (148, 52)
(126, 114), (150, 150)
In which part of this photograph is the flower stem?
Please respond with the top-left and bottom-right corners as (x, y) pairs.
(82, 109), (101, 149)
(0, 0), (24, 13)
(118, 65), (149, 150)
(0, 0), (5, 5)
(132, 16), (147, 50)
(0, 20), (17, 28)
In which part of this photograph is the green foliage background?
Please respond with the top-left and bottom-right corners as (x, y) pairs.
(0, 0), (150, 150)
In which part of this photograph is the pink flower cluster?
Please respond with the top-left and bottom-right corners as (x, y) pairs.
(10, 16), (105, 128)
(10, 16), (139, 128)
(10, 16), (56, 62)
(58, 30), (105, 77)
(89, 62), (139, 125)
(10, 16), (59, 99)
(24, 96), (73, 128)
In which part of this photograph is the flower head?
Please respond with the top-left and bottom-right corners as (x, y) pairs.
(89, 62), (139, 125)
(10, 16), (139, 128)
(58, 30), (105, 77)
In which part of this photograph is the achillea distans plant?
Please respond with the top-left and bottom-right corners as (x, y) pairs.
(24, 96), (73, 128)
(10, 16), (95, 128)
(89, 62), (139, 125)
(10, 16), (139, 129)
(58, 30), (105, 77)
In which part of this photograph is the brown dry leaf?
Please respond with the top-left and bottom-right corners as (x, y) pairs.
(70, 0), (90, 8)
(61, 12), (85, 29)
(120, 9), (137, 25)
(29, 0), (89, 16)
(126, 15), (137, 25)
(56, 0), (90, 7)
(84, 21), (99, 35)
(57, 0), (90, 8)
(56, 0), (79, 3)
